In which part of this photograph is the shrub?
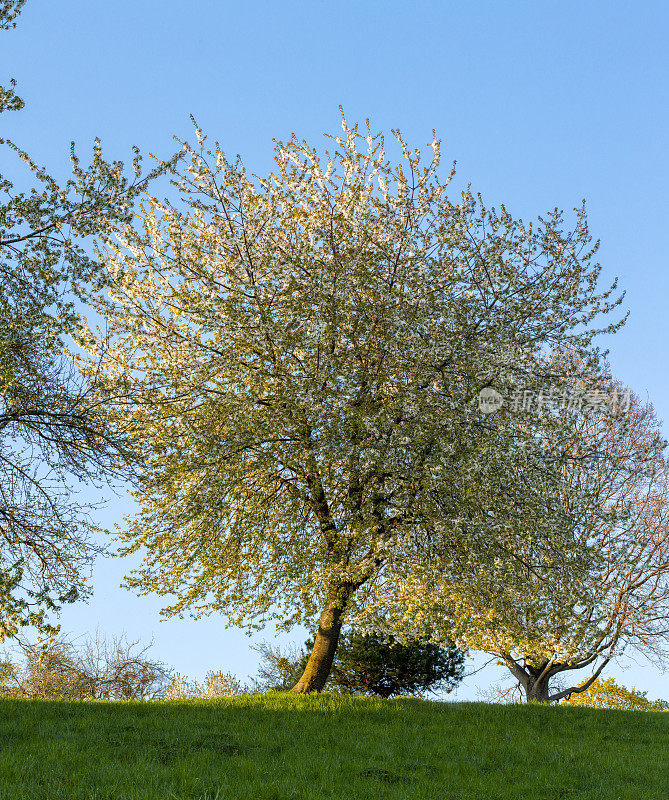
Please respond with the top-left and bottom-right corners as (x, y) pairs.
(560, 677), (669, 710)
(331, 632), (465, 698)
(162, 670), (244, 699)
(249, 641), (311, 693)
(0, 632), (172, 700)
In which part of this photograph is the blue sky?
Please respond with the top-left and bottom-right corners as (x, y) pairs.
(2, 0), (668, 700)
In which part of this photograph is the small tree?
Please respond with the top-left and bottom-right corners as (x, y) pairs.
(73, 631), (173, 700)
(484, 387), (669, 703)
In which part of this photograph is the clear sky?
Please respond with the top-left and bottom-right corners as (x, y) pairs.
(2, 0), (668, 700)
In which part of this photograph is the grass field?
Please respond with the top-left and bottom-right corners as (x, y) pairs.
(0, 693), (667, 799)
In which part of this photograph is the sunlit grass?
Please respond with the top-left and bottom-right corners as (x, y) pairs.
(0, 693), (667, 799)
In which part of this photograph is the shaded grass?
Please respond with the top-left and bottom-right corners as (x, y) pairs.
(0, 693), (667, 799)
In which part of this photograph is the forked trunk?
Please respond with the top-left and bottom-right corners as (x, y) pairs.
(524, 674), (551, 703)
(291, 583), (352, 693)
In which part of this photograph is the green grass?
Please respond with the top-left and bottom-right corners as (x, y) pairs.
(0, 694), (667, 799)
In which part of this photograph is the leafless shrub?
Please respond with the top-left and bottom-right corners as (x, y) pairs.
(0, 630), (172, 700)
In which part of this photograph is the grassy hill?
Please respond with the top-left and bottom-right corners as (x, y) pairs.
(0, 693), (667, 799)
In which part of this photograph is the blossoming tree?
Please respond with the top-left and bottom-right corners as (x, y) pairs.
(78, 115), (624, 691)
(365, 381), (669, 703)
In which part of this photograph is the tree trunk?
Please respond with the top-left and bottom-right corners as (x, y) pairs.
(291, 583), (352, 693)
(524, 674), (551, 703)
